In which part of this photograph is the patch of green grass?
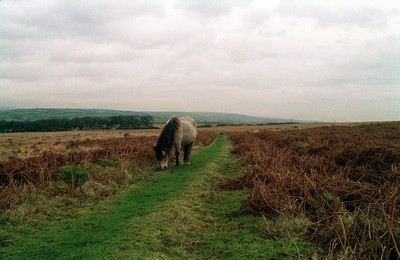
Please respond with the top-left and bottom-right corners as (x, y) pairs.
(1, 160), (154, 227)
(195, 191), (315, 259)
(58, 165), (89, 185)
(191, 150), (316, 259)
(97, 159), (117, 167)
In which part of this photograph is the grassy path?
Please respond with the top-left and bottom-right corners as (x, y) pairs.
(1, 136), (225, 258)
(1, 135), (312, 259)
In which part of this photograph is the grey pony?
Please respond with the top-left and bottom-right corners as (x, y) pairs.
(153, 116), (197, 170)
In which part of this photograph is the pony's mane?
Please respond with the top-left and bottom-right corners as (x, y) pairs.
(156, 117), (180, 153)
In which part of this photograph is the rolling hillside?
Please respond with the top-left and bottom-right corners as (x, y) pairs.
(0, 108), (302, 123)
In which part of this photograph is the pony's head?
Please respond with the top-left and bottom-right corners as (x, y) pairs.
(154, 117), (180, 170)
(153, 145), (168, 170)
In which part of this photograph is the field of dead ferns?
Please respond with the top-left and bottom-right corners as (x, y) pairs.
(1, 122), (399, 258)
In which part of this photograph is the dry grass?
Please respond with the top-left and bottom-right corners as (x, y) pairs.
(0, 130), (216, 210)
(0, 129), (161, 161)
(220, 122), (400, 259)
(2, 121), (399, 258)
(0, 122), (363, 161)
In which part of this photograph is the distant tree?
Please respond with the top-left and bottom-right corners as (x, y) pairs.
(45, 118), (64, 131)
(63, 119), (72, 130)
(0, 120), (7, 132)
(92, 117), (105, 129)
(109, 116), (123, 129)
(70, 117), (85, 130)
(0, 114), (154, 132)
(81, 116), (94, 129)
(141, 116), (154, 128)
(126, 115), (141, 129)
(8, 121), (25, 132)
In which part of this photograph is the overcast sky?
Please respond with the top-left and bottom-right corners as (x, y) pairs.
(1, 0), (399, 122)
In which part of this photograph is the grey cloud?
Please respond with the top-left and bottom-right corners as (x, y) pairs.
(276, 2), (390, 28)
(1, 1), (167, 41)
(0, 0), (399, 121)
(174, 0), (253, 16)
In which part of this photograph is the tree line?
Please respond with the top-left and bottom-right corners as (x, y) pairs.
(0, 115), (155, 133)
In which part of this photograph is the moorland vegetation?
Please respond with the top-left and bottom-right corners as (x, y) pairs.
(1, 122), (399, 258)
(222, 122), (400, 258)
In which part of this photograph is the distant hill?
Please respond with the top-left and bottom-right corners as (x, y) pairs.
(0, 108), (140, 122)
(0, 108), (303, 123)
(140, 111), (301, 123)
(0, 106), (17, 111)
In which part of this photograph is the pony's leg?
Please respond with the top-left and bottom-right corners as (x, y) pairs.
(175, 143), (180, 166)
(185, 142), (194, 165)
(183, 145), (189, 164)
